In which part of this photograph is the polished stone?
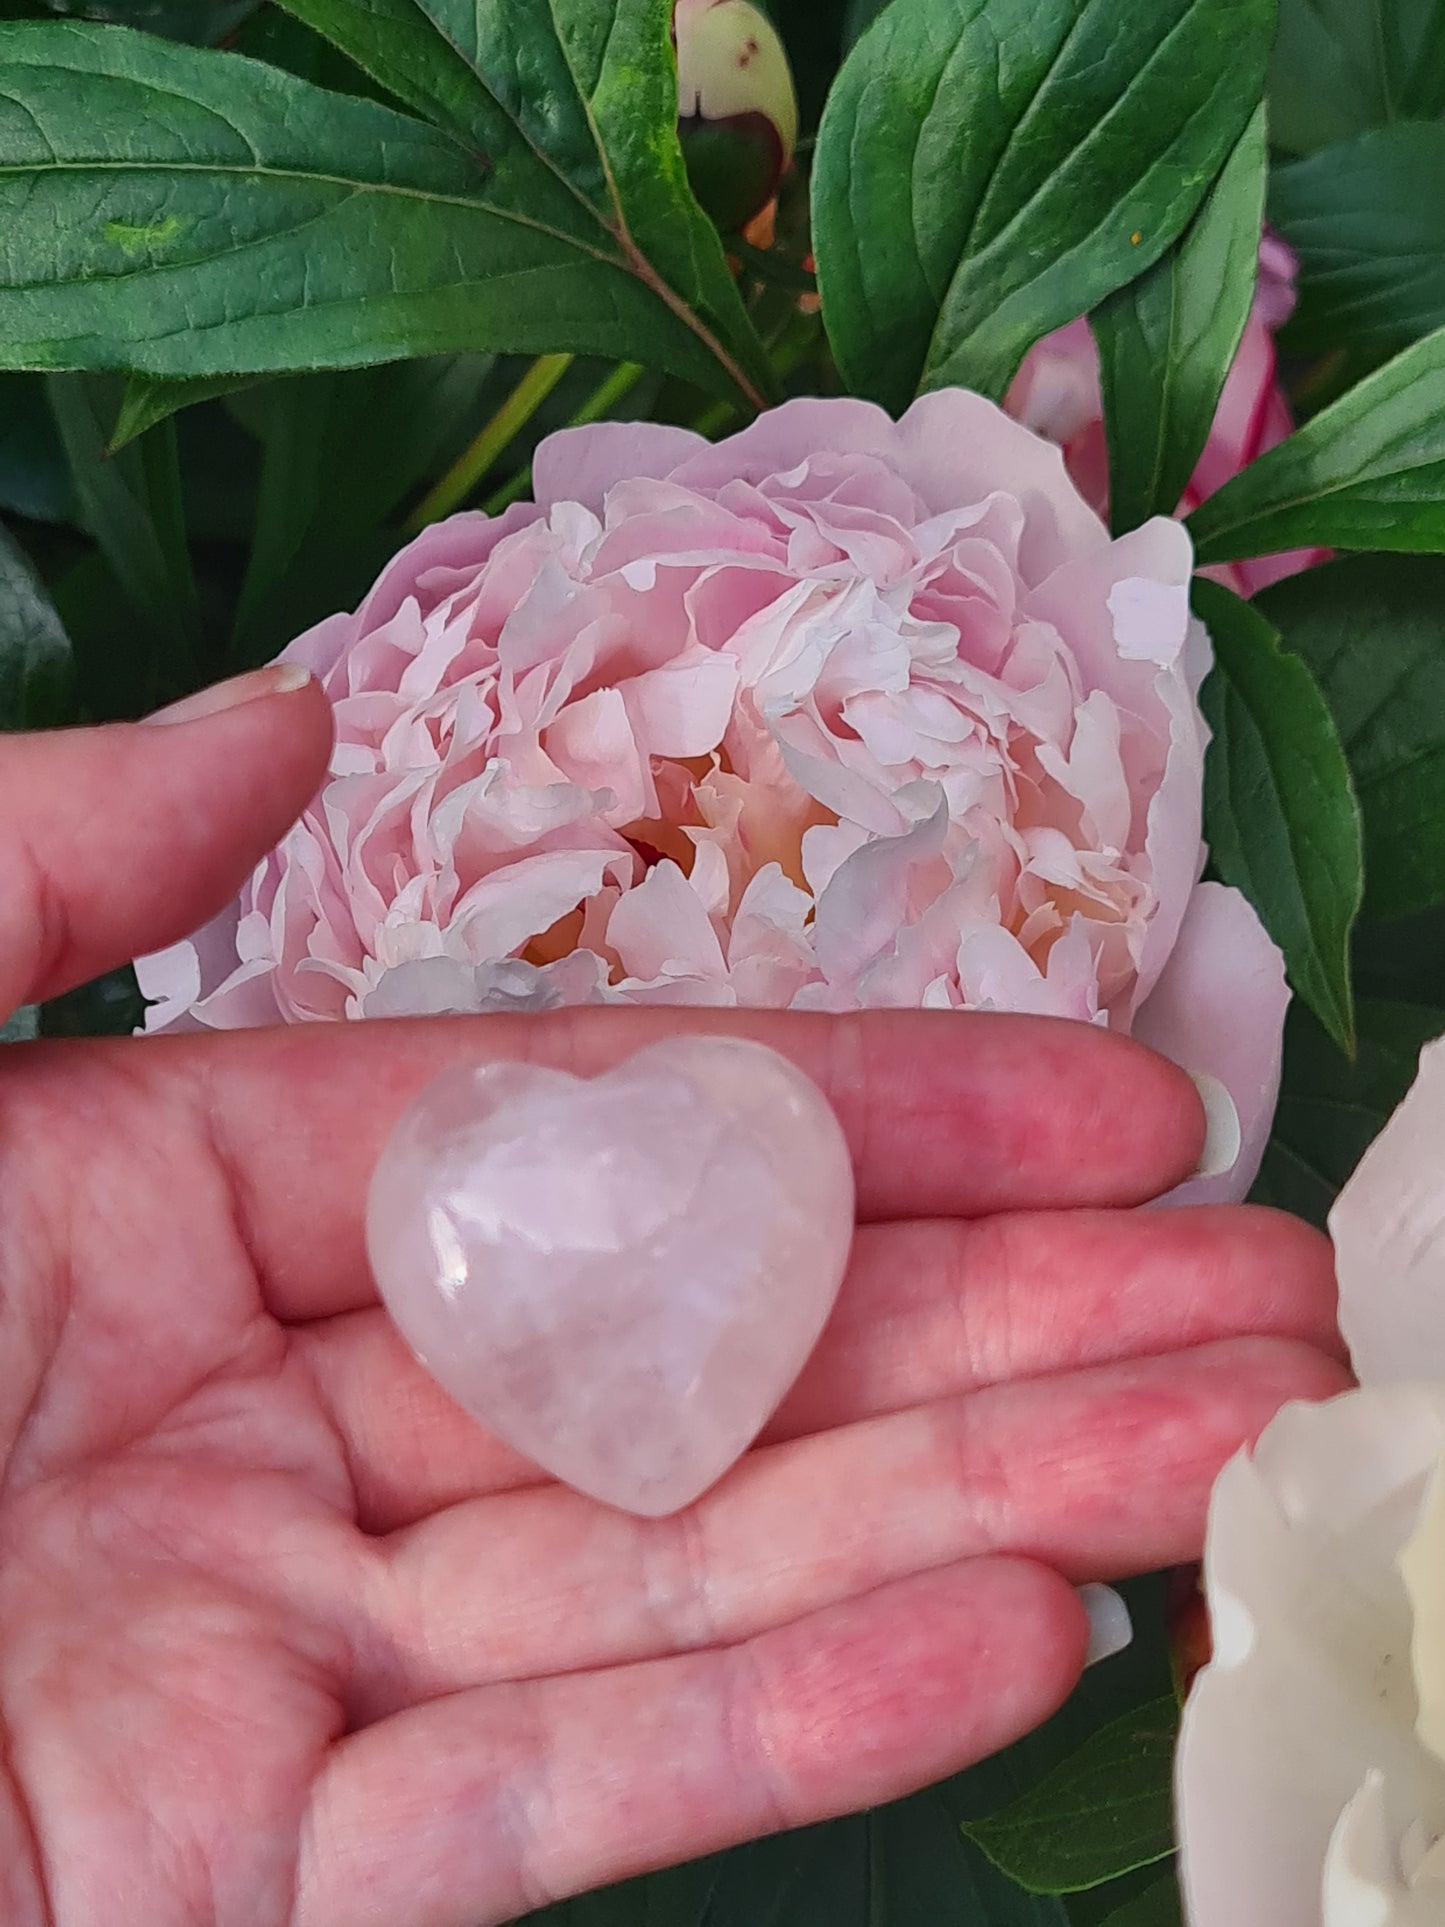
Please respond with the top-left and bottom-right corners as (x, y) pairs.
(366, 1037), (856, 1515)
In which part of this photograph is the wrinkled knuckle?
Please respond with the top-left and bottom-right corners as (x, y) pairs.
(5, 832), (66, 1008)
(638, 1504), (718, 1652)
(719, 1638), (795, 1837)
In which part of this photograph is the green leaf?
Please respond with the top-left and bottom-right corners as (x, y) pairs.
(1254, 997), (1445, 1224)
(40, 962), (146, 1037)
(1354, 900), (1445, 1006)
(842, 0), (890, 49)
(1094, 105), (1266, 533)
(1188, 323), (1445, 561)
(1269, 0), (1445, 156)
(0, 372), (75, 520)
(1271, 124), (1445, 354)
(228, 356), (505, 660)
(523, 1801), (1070, 1927)
(0, 523), (73, 726)
(810, 0), (1276, 411)
(1256, 555), (1445, 921)
(274, 0), (773, 394)
(962, 1697), (1178, 1895)
(1098, 1874), (1183, 1927)
(46, 372), (202, 685)
(0, 17), (771, 406)
(40, 0), (263, 39)
(1195, 578), (1363, 1053)
(110, 373), (258, 449)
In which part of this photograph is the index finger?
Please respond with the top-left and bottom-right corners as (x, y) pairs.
(169, 1005), (1206, 1320)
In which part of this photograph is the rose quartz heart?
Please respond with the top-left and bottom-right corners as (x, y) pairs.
(365, 1037), (855, 1515)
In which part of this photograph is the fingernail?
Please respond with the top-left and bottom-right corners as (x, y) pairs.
(1187, 1071), (1242, 1180)
(1079, 1583), (1133, 1667)
(143, 662), (313, 727)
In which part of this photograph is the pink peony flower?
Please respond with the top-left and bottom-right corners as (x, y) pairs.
(1005, 236), (1326, 597)
(138, 390), (1289, 1201)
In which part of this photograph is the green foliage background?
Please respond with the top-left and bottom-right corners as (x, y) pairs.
(3, 0), (1445, 1919)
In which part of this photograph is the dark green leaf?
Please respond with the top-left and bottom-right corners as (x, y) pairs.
(1094, 105), (1266, 533)
(1269, 0), (1445, 155)
(226, 354), (503, 660)
(811, 0), (1276, 410)
(47, 549), (156, 719)
(533, 1799), (1071, 1927)
(46, 373), (202, 684)
(40, 962), (145, 1037)
(39, 0), (263, 39)
(1195, 578), (1362, 1053)
(1188, 323), (1445, 560)
(1098, 1875), (1183, 1927)
(765, 0), (846, 130)
(1271, 124), (1445, 353)
(110, 373), (258, 450)
(1354, 900), (1445, 1005)
(0, 18), (771, 406)
(963, 1697), (1178, 1895)
(0, 522), (72, 726)
(1254, 997), (1445, 1224)
(842, 0), (890, 49)
(0, 372), (75, 520)
(1256, 555), (1445, 920)
(274, 0), (772, 396)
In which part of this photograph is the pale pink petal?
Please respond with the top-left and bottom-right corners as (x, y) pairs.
(532, 421), (708, 515)
(621, 644), (740, 759)
(134, 939), (205, 1034)
(606, 859), (727, 982)
(1130, 881), (1288, 1205)
(545, 687), (652, 825)
(811, 794), (949, 991)
(449, 849), (630, 960)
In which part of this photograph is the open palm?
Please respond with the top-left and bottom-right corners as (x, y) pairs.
(0, 675), (1345, 1927)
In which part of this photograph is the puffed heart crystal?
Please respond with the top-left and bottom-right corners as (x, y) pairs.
(365, 1036), (856, 1516)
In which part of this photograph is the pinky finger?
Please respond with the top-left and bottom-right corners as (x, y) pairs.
(294, 1558), (1089, 1927)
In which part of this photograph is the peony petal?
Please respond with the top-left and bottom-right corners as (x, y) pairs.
(532, 421), (707, 516)
(605, 858), (727, 982)
(1322, 1770), (1445, 1926)
(134, 938), (205, 1034)
(1131, 881), (1288, 1206)
(1330, 1035), (1445, 1385)
(1177, 1386), (1445, 1927)
(1400, 1453), (1445, 1770)
(621, 643), (740, 759)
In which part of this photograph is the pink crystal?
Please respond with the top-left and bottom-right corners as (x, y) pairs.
(365, 1037), (856, 1515)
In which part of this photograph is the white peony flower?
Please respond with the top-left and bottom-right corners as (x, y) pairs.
(1177, 1036), (1445, 1924)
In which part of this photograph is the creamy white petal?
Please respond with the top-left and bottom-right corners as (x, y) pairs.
(1178, 1386), (1445, 1927)
(1331, 1036), (1445, 1384)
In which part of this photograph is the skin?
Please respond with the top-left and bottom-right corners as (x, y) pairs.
(0, 674), (1348, 1926)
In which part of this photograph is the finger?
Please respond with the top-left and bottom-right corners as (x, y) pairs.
(0, 667), (332, 1012)
(345, 1337), (1345, 1713)
(295, 1204), (1342, 1531)
(177, 1005), (1207, 1320)
(295, 1558), (1087, 1927)
(771, 1202), (1347, 1438)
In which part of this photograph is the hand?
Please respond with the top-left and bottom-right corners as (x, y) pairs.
(0, 672), (1346, 1927)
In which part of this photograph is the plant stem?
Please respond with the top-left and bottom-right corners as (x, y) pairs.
(481, 361), (647, 516)
(405, 353), (574, 532)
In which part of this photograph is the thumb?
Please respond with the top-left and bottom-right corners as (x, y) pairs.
(0, 664), (333, 1016)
